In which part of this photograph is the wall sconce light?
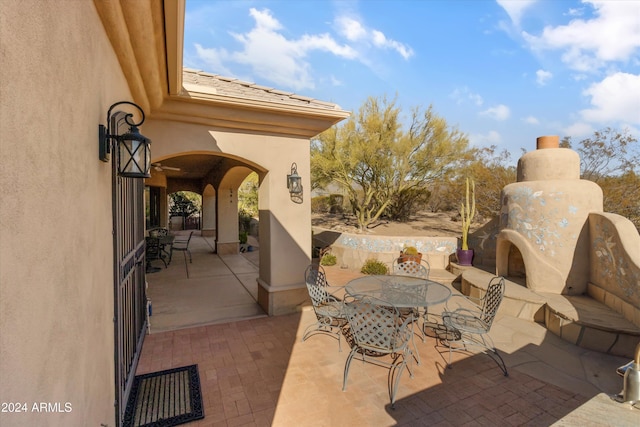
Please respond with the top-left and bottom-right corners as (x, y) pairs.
(98, 101), (151, 178)
(287, 163), (303, 195)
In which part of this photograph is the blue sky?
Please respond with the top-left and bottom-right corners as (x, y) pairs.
(183, 0), (640, 163)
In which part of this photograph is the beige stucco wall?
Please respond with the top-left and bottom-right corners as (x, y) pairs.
(588, 212), (640, 325)
(143, 120), (312, 313)
(0, 1), (130, 425)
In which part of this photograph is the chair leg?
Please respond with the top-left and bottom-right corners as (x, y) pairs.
(342, 349), (358, 391)
(302, 323), (342, 352)
(478, 334), (508, 376)
(388, 357), (408, 409)
(410, 318), (421, 366)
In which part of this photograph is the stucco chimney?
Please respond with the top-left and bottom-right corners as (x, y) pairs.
(536, 135), (559, 150)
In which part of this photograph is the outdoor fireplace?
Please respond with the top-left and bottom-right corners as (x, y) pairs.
(496, 136), (603, 295)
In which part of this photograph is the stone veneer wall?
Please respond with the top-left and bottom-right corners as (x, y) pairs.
(313, 228), (457, 271)
(588, 212), (640, 326)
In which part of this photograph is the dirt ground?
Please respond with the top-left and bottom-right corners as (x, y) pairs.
(311, 210), (486, 237)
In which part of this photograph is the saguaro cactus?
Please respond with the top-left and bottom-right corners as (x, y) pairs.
(460, 178), (476, 250)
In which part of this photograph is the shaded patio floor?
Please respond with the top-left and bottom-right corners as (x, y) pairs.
(141, 232), (638, 426)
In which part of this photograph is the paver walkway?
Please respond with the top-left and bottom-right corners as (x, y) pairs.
(140, 246), (639, 426)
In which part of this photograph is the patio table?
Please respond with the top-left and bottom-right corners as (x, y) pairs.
(345, 274), (452, 365)
(157, 234), (175, 261)
(345, 275), (451, 308)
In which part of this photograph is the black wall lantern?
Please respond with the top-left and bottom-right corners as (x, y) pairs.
(287, 163), (303, 195)
(99, 101), (151, 178)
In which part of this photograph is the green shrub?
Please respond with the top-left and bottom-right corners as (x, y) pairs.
(320, 253), (337, 266)
(360, 259), (388, 275)
(238, 208), (252, 233)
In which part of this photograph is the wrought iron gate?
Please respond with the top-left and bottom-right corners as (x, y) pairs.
(111, 112), (148, 426)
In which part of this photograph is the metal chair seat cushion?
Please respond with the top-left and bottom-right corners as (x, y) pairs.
(442, 309), (490, 335)
(315, 299), (344, 320)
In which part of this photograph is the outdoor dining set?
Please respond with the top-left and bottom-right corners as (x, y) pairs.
(145, 228), (194, 273)
(303, 260), (508, 408)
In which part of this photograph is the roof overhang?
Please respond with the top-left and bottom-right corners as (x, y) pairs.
(94, 0), (350, 138)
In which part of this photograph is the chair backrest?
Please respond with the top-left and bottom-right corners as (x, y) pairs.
(343, 295), (409, 353)
(479, 277), (505, 328)
(393, 260), (429, 279)
(156, 228), (169, 236)
(174, 231), (193, 248)
(304, 264), (331, 306)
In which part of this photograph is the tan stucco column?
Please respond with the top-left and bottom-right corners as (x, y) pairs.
(257, 163), (312, 315)
(216, 182), (239, 254)
(201, 185), (216, 237)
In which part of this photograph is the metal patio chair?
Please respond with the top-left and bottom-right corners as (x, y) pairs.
(392, 259), (429, 279)
(441, 276), (508, 376)
(391, 259), (430, 361)
(145, 237), (167, 270)
(170, 231), (193, 264)
(342, 294), (414, 409)
(302, 264), (347, 351)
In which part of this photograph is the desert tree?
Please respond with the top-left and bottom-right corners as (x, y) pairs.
(311, 95), (470, 230)
(561, 127), (640, 229)
(428, 146), (516, 220)
(560, 127), (639, 181)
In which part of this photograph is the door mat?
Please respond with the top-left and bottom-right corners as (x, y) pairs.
(123, 364), (204, 427)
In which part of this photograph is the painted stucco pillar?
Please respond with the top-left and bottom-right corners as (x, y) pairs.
(497, 136), (603, 294)
(216, 183), (239, 254)
(201, 185), (216, 237)
(257, 163), (312, 315)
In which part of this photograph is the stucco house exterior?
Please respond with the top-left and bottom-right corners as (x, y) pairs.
(0, 1), (348, 425)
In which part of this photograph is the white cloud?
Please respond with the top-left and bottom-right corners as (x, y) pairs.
(580, 72), (640, 124)
(479, 104), (511, 121)
(536, 69), (553, 86)
(194, 44), (234, 77)
(336, 16), (414, 59)
(563, 121), (594, 138)
(449, 87), (484, 106)
(469, 130), (502, 146)
(195, 8), (357, 91)
(194, 8), (411, 91)
(522, 1), (640, 73)
(496, 0), (537, 27)
(523, 115), (540, 125)
(336, 16), (367, 42)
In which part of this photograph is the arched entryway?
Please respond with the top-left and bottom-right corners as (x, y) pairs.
(144, 151), (268, 328)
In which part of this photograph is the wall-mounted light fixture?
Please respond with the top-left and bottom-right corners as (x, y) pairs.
(287, 163), (303, 195)
(98, 101), (151, 178)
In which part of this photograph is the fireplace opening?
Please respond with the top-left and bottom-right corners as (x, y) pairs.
(506, 243), (527, 287)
